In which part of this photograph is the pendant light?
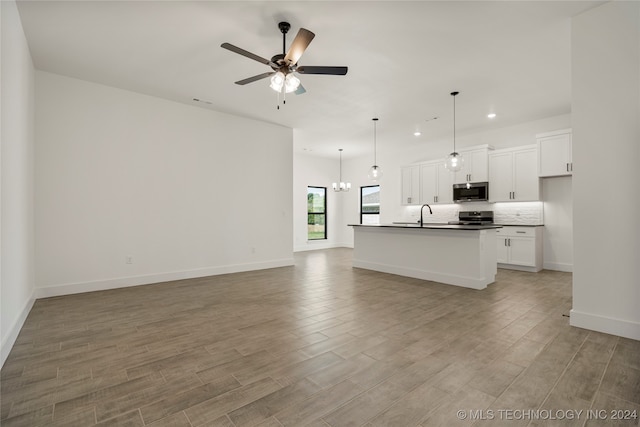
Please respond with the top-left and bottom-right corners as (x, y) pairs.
(444, 91), (464, 172)
(332, 149), (351, 192)
(368, 118), (383, 181)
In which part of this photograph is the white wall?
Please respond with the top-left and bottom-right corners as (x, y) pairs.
(542, 177), (573, 272)
(35, 71), (294, 296)
(293, 152), (348, 251)
(571, 1), (640, 340)
(1, 0), (36, 366)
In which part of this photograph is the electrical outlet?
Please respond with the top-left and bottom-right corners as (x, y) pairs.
(125, 256), (133, 264)
(251, 247), (256, 254)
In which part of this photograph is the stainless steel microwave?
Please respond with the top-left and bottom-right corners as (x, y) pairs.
(453, 182), (489, 202)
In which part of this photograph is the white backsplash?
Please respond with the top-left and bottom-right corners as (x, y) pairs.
(400, 201), (544, 225)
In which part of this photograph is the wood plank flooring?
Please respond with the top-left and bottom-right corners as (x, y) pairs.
(1, 248), (639, 426)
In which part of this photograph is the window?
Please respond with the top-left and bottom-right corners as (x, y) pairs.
(361, 185), (380, 224)
(307, 186), (327, 240)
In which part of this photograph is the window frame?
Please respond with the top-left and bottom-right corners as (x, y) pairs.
(360, 185), (380, 224)
(307, 186), (327, 240)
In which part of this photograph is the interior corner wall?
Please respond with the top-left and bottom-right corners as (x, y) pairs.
(35, 71), (294, 297)
(1, 0), (36, 366)
(571, 1), (640, 340)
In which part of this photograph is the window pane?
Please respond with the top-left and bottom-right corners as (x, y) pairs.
(308, 187), (326, 213)
(361, 185), (380, 224)
(307, 186), (327, 240)
(308, 214), (326, 240)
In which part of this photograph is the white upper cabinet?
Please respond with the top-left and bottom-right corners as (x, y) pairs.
(489, 145), (539, 202)
(453, 146), (492, 184)
(537, 128), (573, 177)
(401, 165), (420, 205)
(420, 161), (453, 204)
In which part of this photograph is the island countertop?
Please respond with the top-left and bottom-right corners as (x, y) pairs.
(349, 223), (503, 230)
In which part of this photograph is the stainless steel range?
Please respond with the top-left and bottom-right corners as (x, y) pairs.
(448, 211), (494, 225)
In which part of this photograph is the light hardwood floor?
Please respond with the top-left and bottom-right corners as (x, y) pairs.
(1, 248), (639, 426)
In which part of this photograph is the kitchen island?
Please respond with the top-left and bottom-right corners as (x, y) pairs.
(350, 223), (502, 290)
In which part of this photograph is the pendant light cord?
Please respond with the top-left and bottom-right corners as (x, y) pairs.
(372, 117), (379, 165)
(451, 91), (458, 153)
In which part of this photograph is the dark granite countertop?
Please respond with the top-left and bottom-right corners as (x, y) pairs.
(494, 224), (544, 227)
(349, 223), (503, 230)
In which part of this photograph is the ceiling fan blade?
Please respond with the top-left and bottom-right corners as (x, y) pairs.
(294, 84), (306, 95)
(235, 72), (274, 85)
(284, 28), (315, 65)
(296, 66), (348, 76)
(221, 42), (270, 65)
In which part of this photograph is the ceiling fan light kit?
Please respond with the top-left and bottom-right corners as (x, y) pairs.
(221, 21), (348, 108)
(445, 91), (465, 173)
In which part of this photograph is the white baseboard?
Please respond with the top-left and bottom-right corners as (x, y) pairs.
(498, 263), (542, 273)
(35, 258), (295, 299)
(543, 261), (573, 272)
(353, 259), (490, 290)
(294, 242), (351, 252)
(570, 309), (640, 341)
(1, 290), (36, 368)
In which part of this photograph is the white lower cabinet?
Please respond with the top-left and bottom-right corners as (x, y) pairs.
(496, 226), (543, 272)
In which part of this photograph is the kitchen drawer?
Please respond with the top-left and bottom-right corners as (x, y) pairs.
(496, 226), (537, 237)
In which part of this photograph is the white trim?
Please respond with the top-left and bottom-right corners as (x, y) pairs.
(498, 263), (541, 273)
(35, 259), (294, 299)
(542, 262), (573, 272)
(294, 242), (351, 252)
(353, 260), (489, 290)
(570, 309), (640, 341)
(1, 290), (36, 368)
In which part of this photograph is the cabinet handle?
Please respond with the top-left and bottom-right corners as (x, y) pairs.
(516, 231), (526, 234)
(504, 239), (507, 247)
(508, 238), (511, 246)
(570, 163), (573, 172)
(408, 197), (411, 204)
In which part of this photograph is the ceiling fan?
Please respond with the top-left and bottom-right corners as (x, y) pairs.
(221, 21), (348, 97)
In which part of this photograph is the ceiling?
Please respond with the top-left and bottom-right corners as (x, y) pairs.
(16, 1), (602, 159)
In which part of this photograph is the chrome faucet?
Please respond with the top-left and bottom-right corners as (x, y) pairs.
(419, 204), (432, 226)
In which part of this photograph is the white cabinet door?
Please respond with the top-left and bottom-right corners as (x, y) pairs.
(496, 226), (542, 271)
(496, 237), (510, 264)
(538, 130), (572, 177)
(508, 237), (536, 267)
(401, 166), (420, 205)
(454, 148), (490, 184)
(513, 148), (539, 201)
(488, 151), (513, 202)
(420, 162), (452, 204)
(437, 163), (453, 203)
(489, 146), (539, 202)
(420, 163), (437, 204)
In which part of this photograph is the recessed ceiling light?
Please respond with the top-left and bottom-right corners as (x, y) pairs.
(487, 113), (497, 119)
(414, 131), (422, 137)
